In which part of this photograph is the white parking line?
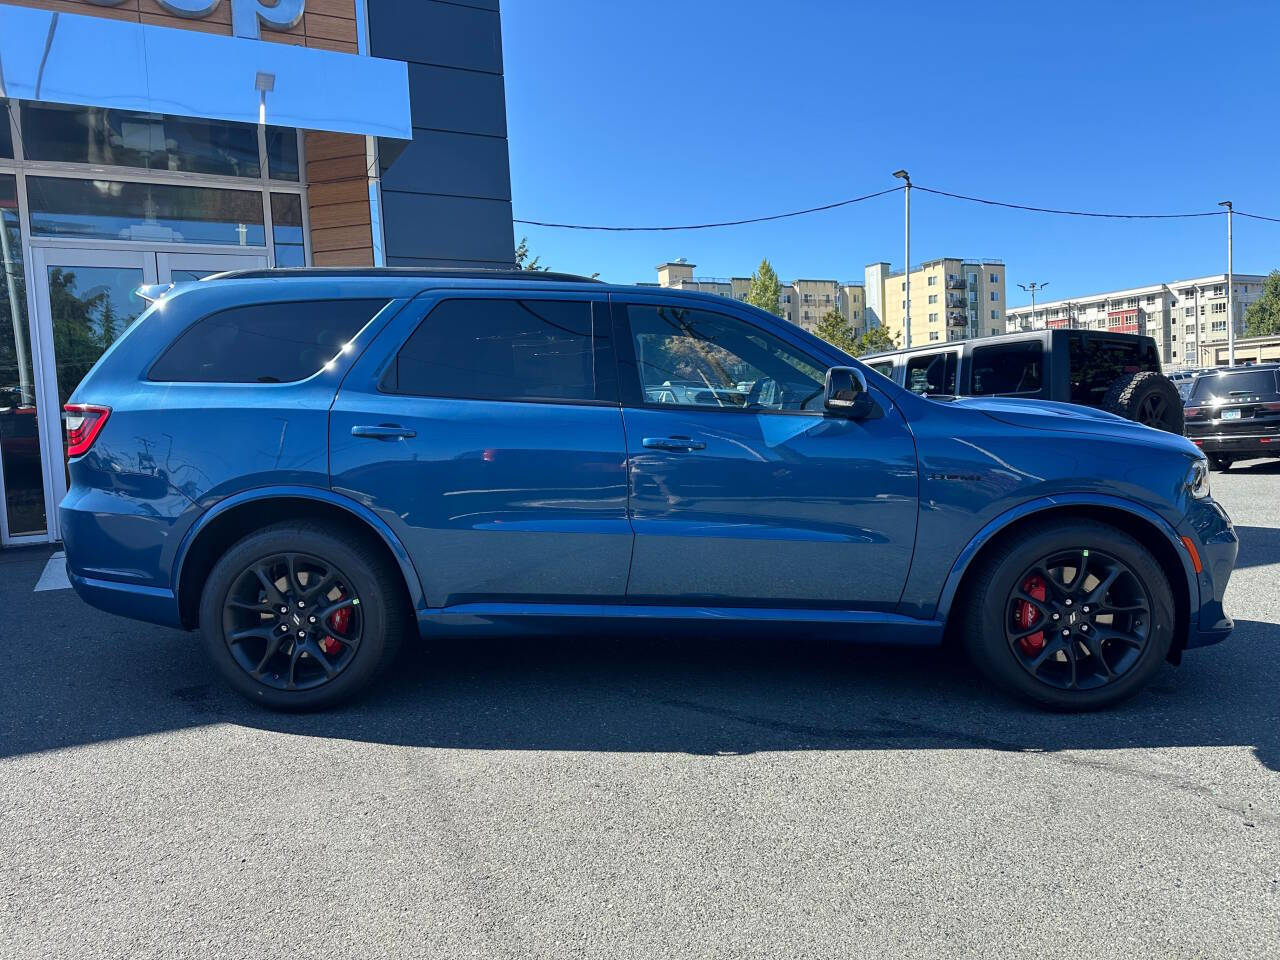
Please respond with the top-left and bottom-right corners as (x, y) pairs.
(34, 552), (71, 592)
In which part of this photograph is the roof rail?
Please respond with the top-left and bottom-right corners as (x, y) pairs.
(203, 266), (603, 284)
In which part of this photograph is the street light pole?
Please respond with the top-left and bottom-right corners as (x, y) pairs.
(1018, 282), (1049, 328)
(1218, 201), (1234, 367)
(893, 170), (911, 349)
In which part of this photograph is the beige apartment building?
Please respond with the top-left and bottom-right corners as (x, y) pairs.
(1004, 273), (1267, 368)
(865, 258), (1007, 348)
(654, 260), (867, 335)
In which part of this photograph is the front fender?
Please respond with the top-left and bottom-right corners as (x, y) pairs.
(932, 493), (1200, 628)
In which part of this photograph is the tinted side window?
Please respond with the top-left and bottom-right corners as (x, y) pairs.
(149, 299), (386, 383)
(1069, 335), (1157, 405)
(971, 342), (1043, 395)
(390, 299), (596, 402)
(867, 360), (895, 379)
(904, 351), (956, 395)
(623, 304), (825, 412)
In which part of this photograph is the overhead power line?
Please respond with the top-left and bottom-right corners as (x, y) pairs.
(513, 186), (903, 231)
(912, 185), (1222, 220)
(513, 181), (1280, 231)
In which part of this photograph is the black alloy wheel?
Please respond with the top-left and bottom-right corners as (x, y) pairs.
(222, 552), (363, 691)
(1004, 548), (1150, 691)
(1134, 391), (1180, 432)
(963, 519), (1175, 710)
(199, 521), (405, 710)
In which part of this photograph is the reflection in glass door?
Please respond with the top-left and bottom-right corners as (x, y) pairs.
(30, 249), (155, 540)
(25, 248), (268, 541)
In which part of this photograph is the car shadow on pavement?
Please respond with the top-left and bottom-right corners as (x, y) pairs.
(4, 577), (1278, 771)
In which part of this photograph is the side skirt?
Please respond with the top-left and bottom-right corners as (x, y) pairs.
(417, 602), (945, 645)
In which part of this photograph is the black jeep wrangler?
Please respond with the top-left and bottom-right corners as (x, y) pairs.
(864, 329), (1184, 433)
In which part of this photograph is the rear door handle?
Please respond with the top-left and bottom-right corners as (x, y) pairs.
(642, 436), (706, 452)
(351, 424), (417, 441)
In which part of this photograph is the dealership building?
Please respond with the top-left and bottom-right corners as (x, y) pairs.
(0, 0), (516, 545)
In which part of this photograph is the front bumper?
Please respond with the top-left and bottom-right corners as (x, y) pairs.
(1182, 496), (1238, 649)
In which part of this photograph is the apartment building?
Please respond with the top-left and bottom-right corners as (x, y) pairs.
(865, 258), (1006, 347)
(655, 260), (866, 335)
(1004, 273), (1267, 368)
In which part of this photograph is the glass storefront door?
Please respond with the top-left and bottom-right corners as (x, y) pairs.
(11, 246), (267, 543)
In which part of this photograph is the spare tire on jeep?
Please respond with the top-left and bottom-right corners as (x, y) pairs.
(1101, 371), (1184, 433)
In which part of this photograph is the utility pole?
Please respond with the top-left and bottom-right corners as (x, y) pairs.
(1018, 282), (1049, 328)
(893, 170), (911, 348)
(1218, 201), (1234, 367)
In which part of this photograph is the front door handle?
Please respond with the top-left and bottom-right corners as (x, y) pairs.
(642, 436), (706, 452)
(352, 424), (417, 441)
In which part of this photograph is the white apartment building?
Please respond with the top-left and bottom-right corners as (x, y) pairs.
(1005, 273), (1267, 368)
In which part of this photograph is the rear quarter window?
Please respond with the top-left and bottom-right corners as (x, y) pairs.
(148, 299), (387, 383)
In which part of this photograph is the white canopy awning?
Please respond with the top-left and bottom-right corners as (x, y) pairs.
(0, 6), (411, 139)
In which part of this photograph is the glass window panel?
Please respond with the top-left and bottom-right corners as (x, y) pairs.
(626, 304), (825, 412)
(270, 193), (306, 267)
(20, 102), (261, 178)
(971, 342), (1044, 396)
(149, 300), (387, 383)
(266, 126), (300, 182)
(27, 177), (265, 246)
(47, 266), (147, 410)
(391, 300), (596, 402)
(0, 174), (47, 536)
(0, 100), (13, 159)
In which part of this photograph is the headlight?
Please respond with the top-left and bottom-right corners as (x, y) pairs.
(1187, 459), (1211, 499)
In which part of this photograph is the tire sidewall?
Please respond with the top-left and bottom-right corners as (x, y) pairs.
(198, 526), (392, 710)
(967, 523), (1175, 710)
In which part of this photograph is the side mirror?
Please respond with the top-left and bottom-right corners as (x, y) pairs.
(824, 366), (873, 419)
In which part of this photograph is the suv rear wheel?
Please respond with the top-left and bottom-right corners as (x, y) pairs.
(1208, 455), (1232, 472)
(198, 521), (406, 710)
(962, 519), (1174, 710)
(1101, 371), (1184, 433)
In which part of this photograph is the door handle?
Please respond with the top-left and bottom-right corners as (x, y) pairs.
(642, 436), (706, 452)
(351, 424), (417, 441)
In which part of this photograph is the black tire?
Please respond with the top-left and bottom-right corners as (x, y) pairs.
(198, 520), (407, 710)
(1208, 455), (1232, 472)
(1101, 371), (1184, 433)
(962, 519), (1175, 711)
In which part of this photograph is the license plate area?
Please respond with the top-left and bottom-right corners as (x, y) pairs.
(1222, 409), (1242, 420)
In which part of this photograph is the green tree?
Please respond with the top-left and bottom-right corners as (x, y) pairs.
(849, 325), (899, 357)
(1243, 269), (1280, 337)
(746, 258), (783, 317)
(514, 236), (546, 271)
(814, 308), (857, 355)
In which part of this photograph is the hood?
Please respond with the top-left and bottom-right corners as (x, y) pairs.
(941, 395), (1202, 454)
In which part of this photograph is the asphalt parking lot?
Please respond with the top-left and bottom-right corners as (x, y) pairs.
(2, 462), (1278, 960)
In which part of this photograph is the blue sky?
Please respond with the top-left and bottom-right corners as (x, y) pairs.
(501, 0), (1280, 306)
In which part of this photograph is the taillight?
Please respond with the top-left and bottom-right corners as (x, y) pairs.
(1185, 406), (1204, 419)
(64, 404), (111, 458)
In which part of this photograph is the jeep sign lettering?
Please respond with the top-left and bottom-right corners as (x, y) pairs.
(87, 0), (306, 40)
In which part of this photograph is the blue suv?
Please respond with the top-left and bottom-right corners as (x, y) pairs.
(61, 269), (1238, 711)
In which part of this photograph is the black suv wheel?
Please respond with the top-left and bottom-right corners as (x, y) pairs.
(963, 519), (1174, 710)
(199, 521), (406, 710)
(1102, 371), (1184, 433)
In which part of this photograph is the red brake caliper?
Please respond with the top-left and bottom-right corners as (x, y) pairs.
(1016, 575), (1046, 655)
(322, 597), (350, 657)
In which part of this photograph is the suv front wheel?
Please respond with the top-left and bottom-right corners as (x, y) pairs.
(962, 519), (1175, 710)
(198, 521), (406, 710)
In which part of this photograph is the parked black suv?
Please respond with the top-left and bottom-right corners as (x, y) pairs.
(1184, 363), (1280, 470)
(865, 329), (1184, 433)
